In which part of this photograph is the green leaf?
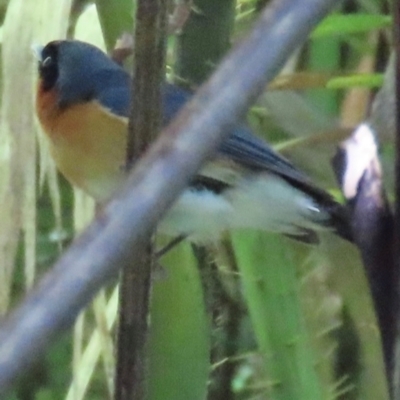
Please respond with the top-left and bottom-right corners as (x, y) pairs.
(311, 14), (391, 38)
(148, 242), (210, 400)
(232, 232), (324, 400)
(326, 73), (384, 89)
(95, 0), (134, 51)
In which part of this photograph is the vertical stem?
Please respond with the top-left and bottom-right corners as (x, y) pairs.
(115, 244), (153, 400)
(191, 241), (242, 400)
(126, 0), (167, 160)
(114, 1), (168, 399)
(393, 0), (400, 397)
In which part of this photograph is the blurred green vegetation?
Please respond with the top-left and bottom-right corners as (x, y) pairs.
(0, 0), (393, 399)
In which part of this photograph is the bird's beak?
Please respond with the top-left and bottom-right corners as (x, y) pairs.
(31, 44), (44, 62)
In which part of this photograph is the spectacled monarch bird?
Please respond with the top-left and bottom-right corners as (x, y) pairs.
(35, 40), (352, 244)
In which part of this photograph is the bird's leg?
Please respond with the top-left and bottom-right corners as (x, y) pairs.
(151, 234), (187, 281)
(155, 234), (187, 259)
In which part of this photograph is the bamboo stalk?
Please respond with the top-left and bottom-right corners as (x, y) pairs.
(175, 0), (236, 86)
(174, 1), (237, 397)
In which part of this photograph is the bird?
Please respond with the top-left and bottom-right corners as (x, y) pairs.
(35, 39), (352, 244)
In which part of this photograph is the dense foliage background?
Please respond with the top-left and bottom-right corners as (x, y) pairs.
(0, 0), (394, 399)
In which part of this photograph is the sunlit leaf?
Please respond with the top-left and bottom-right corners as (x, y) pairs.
(148, 242), (210, 400)
(327, 73), (384, 89)
(312, 14), (391, 38)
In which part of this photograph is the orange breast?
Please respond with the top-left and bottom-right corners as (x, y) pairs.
(36, 84), (128, 202)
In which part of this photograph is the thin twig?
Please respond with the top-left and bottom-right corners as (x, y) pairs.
(155, 234), (186, 258)
(0, 0), (339, 394)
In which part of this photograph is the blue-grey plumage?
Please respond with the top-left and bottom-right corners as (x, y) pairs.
(36, 40), (352, 243)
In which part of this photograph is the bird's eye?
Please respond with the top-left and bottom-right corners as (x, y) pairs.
(39, 48), (58, 91)
(42, 56), (52, 68)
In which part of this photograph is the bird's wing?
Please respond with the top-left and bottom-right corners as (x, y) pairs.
(218, 126), (312, 186)
(102, 80), (331, 200)
(162, 83), (322, 195)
